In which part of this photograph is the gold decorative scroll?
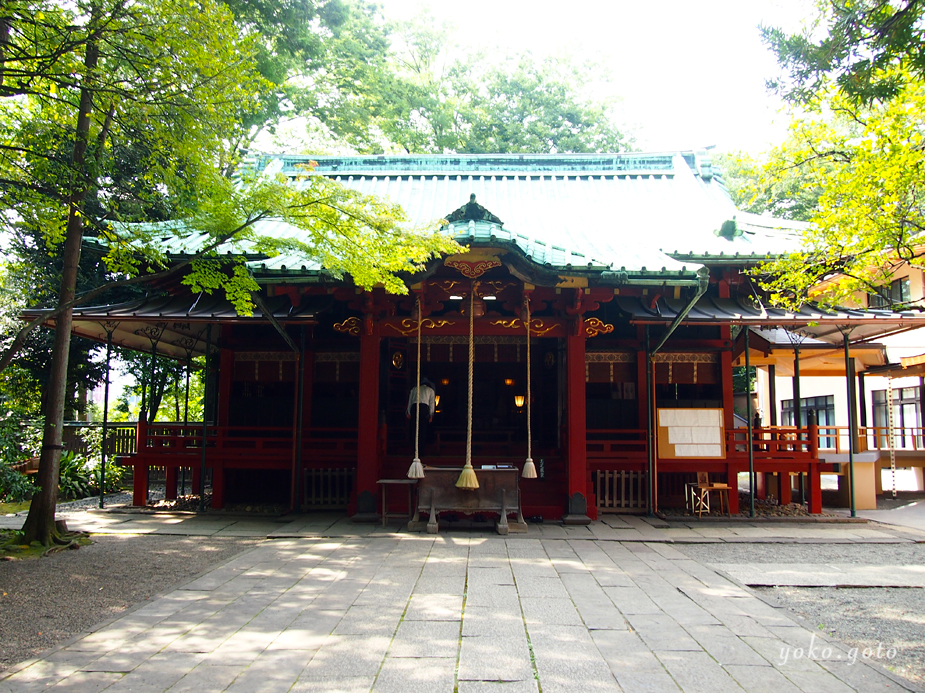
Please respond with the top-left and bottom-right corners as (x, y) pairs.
(385, 318), (456, 337)
(584, 318), (614, 337)
(431, 279), (464, 293)
(445, 258), (502, 278)
(489, 318), (556, 337)
(333, 317), (361, 336)
(480, 280), (516, 294)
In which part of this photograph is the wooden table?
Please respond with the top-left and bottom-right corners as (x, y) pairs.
(377, 479), (418, 527)
(408, 467), (527, 535)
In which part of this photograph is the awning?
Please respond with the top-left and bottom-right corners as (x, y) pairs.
(731, 327), (887, 376)
(615, 295), (925, 345)
(22, 292), (331, 360)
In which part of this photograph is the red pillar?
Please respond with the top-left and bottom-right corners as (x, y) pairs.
(211, 460), (225, 509)
(726, 463), (740, 514)
(564, 325), (591, 524)
(780, 473), (792, 505)
(165, 466), (178, 500)
(191, 465), (201, 499)
(353, 322), (381, 521)
(807, 420), (822, 513)
(756, 472), (767, 500)
(217, 347), (233, 427)
(720, 348), (735, 430)
(132, 419), (149, 506)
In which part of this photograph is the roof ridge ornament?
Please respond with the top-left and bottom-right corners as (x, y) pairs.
(445, 194), (503, 225)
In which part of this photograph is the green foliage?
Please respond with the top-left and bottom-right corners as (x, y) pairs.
(90, 458), (124, 494)
(754, 72), (925, 309)
(0, 464), (35, 503)
(732, 366), (756, 395)
(762, 0), (925, 105)
(714, 151), (821, 223)
(308, 9), (632, 154)
(57, 451), (93, 501)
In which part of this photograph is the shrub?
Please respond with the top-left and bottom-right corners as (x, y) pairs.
(58, 451), (94, 500)
(0, 463), (35, 502)
(90, 458), (125, 494)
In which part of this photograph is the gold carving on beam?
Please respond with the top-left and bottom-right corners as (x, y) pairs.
(385, 318), (456, 337)
(584, 318), (614, 338)
(445, 258), (502, 278)
(432, 279), (463, 293)
(490, 319), (522, 329)
(528, 321), (557, 337)
(333, 317), (361, 336)
(490, 318), (557, 336)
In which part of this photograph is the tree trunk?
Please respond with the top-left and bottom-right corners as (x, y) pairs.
(20, 20), (100, 545)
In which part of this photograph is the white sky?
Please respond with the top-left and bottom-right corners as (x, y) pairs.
(378, 0), (813, 154)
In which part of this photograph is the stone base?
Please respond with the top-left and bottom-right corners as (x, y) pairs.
(562, 513), (592, 525)
(350, 512), (381, 524)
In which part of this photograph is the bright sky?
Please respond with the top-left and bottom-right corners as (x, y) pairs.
(378, 0), (813, 154)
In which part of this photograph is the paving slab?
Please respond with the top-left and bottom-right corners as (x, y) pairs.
(714, 563), (925, 587)
(1, 533), (919, 693)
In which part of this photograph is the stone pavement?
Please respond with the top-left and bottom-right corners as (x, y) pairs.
(3, 507), (925, 544)
(2, 514), (922, 692)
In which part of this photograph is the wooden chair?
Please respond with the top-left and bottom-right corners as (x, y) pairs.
(687, 472), (732, 518)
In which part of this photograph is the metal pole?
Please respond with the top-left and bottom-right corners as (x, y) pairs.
(768, 364), (778, 426)
(745, 328), (755, 518)
(99, 328), (113, 509)
(793, 347), (802, 426)
(844, 333), (856, 518)
(181, 353), (191, 497)
(645, 326), (655, 516)
(295, 326), (306, 510)
(146, 345), (157, 504)
(199, 324), (212, 512)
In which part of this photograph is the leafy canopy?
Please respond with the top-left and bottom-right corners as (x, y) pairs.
(754, 71), (925, 309)
(763, 0), (925, 105)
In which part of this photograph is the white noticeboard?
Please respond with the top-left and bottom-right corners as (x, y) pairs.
(657, 408), (725, 459)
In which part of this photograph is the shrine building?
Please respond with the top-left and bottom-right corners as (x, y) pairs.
(44, 153), (925, 523)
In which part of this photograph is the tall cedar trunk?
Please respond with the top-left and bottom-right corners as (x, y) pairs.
(20, 21), (100, 545)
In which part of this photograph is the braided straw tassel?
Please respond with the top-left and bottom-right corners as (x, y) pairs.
(522, 295), (537, 479)
(407, 296), (425, 479)
(456, 290), (479, 490)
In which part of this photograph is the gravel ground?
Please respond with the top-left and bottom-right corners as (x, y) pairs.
(677, 542), (925, 689)
(0, 534), (258, 672)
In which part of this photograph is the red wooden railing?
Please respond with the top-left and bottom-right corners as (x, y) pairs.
(133, 423), (358, 462)
(586, 426), (817, 462)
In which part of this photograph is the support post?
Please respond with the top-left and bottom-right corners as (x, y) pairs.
(745, 328), (755, 518)
(645, 326), (655, 517)
(844, 332), (856, 517)
(808, 411), (821, 513)
(768, 364), (778, 426)
(99, 327), (113, 508)
(290, 326), (306, 512)
(353, 321), (381, 522)
(793, 347), (802, 426)
(199, 324), (212, 512)
(563, 324), (590, 524)
(181, 349), (192, 496)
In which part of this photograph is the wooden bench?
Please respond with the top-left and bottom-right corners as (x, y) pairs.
(408, 467), (528, 535)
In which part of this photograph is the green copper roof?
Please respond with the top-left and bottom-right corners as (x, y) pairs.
(98, 151), (805, 286)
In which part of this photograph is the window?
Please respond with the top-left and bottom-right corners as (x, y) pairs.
(869, 277), (910, 309)
(872, 387), (921, 449)
(781, 395), (836, 448)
